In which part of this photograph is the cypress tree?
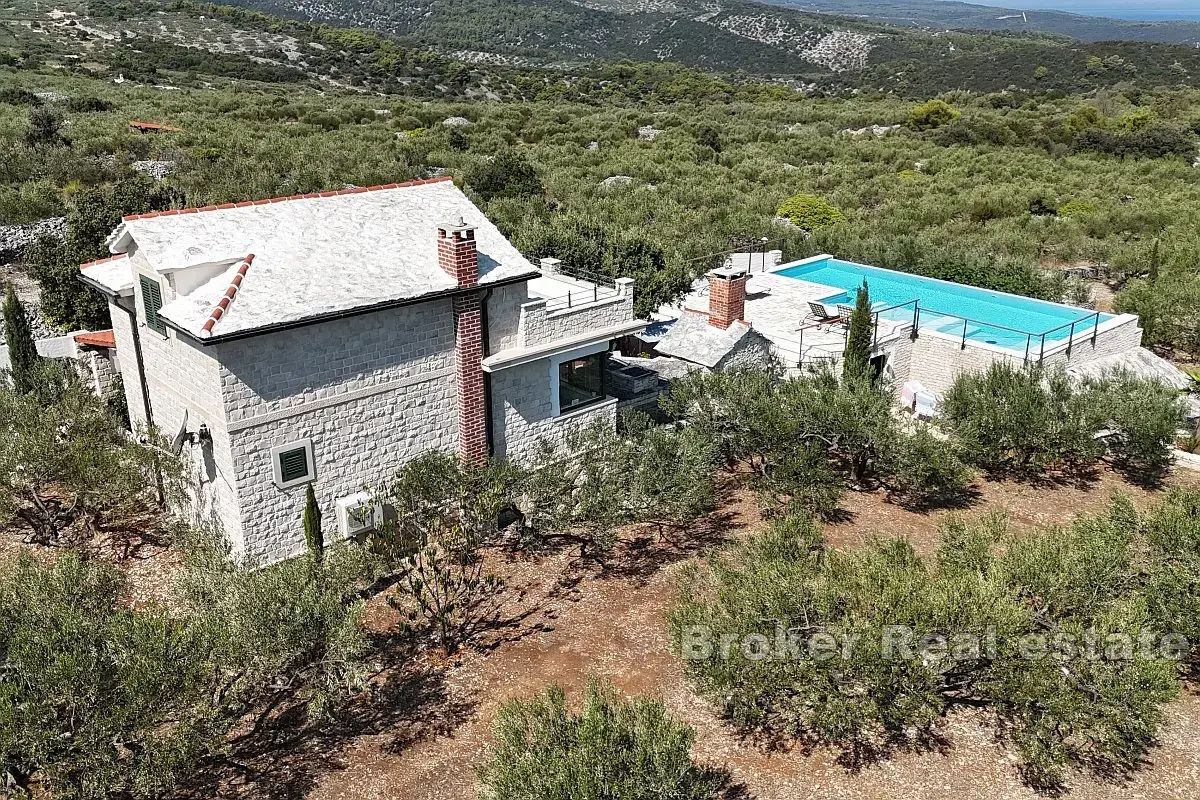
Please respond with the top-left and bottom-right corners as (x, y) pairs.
(3, 282), (41, 395)
(1148, 239), (1160, 284)
(303, 484), (324, 563)
(842, 280), (873, 380)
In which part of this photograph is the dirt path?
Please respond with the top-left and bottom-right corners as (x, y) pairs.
(305, 469), (1200, 800)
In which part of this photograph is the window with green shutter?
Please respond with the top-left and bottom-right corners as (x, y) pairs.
(139, 275), (165, 335)
(278, 447), (310, 484)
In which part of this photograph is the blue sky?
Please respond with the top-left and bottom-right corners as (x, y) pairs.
(952, 0), (1200, 20)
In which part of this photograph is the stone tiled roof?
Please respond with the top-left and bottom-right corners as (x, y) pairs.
(654, 310), (756, 370)
(79, 254), (133, 295)
(105, 178), (537, 339)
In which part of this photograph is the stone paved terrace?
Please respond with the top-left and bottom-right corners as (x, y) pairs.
(681, 271), (910, 369)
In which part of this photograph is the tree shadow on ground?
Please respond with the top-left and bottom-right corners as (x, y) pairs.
(196, 635), (477, 799)
(602, 509), (741, 584)
(891, 483), (985, 514)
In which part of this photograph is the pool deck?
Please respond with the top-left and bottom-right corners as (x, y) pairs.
(679, 271), (911, 368)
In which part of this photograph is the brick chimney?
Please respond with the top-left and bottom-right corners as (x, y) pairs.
(707, 266), (749, 329)
(438, 220), (487, 464)
(438, 218), (478, 288)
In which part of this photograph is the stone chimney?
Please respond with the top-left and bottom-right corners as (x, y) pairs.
(438, 221), (487, 464)
(707, 266), (749, 329)
(438, 218), (478, 287)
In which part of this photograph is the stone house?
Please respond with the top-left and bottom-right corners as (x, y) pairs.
(78, 177), (645, 564)
(653, 267), (774, 373)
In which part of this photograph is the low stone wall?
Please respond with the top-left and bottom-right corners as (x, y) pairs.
(898, 316), (1143, 395)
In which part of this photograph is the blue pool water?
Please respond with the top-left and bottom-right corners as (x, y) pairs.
(778, 257), (1111, 351)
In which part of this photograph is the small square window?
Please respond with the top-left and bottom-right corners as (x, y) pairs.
(271, 438), (315, 489)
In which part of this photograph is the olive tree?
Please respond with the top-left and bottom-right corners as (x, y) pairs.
(479, 679), (725, 800)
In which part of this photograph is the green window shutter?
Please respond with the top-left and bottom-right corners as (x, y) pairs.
(139, 275), (165, 335)
(278, 447), (310, 485)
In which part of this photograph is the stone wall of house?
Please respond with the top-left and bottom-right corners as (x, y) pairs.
(215, 300), (460, 564)
(901, 317), (1143, 395)
(489, 357), (618, 464)
(109, 300), (146, 425)
(518, 282), (635, 349)
(79, 348), (119, 396)
(486, 282), (528, 353)
(126, 296), (242, 550)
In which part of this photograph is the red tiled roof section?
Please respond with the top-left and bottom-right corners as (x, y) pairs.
(122, 176), (455, 222)
(201, 255), (255, 335)
(79, 253), (127, 270)
(129, 121), (183, 132)
(74, 330), (116, 348)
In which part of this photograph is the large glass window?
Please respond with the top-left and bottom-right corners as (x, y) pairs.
(558, 351), (606, 413)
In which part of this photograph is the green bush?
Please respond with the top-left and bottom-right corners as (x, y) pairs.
(775, 193), (845, 230)
(941, 363), (1104, 477)
(908, 99), (960, 131)
(479, 680), (724, 800)
(672, 496), (1191, 788)
(0, 535), (370, 799)
(1058, 199), (1098, 217)
(464, 151), (543, 203)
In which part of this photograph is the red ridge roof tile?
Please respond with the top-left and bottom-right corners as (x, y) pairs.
(201, 254), (255, 335)
(74, 330), (117, 348)
(121, 177), (455, 223)
(78, 253), (128, 270)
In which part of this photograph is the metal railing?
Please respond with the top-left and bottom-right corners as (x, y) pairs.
(539, 263), (624, 312)
(795, 297), (1105, 367)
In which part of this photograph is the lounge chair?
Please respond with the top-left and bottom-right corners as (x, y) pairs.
(806, 301), (840, 324)
(836, 304), (856, 324)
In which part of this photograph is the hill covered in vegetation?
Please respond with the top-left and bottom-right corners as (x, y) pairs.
(202, 0), (1200, 93)
(773, 0), (1200, 45)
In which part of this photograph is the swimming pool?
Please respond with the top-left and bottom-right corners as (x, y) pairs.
(778, 257), (1111, 350)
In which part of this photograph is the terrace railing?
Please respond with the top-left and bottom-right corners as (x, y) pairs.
(540, 264), (624, 313)
(797, 298), (1105, 368)
(910, 303), (1103, 364)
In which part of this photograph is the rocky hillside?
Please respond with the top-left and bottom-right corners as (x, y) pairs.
(216, 0), (1200, 91)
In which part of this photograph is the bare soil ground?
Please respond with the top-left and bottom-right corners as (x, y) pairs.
(8, 469), (1199, 799)
(302, 468), (1200, 800)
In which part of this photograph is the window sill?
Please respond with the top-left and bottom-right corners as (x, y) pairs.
(555, 395), (618, 420)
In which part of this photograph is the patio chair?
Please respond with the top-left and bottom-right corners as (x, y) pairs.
(805, 301), (840, 324)
(836, 304), (856, 324)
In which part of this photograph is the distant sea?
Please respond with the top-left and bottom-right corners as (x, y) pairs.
(954, 1), (1200, 21)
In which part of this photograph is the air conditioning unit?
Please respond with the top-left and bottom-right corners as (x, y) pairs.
(335, 492), (382, 537)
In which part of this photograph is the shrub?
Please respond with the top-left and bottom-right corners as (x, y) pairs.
(64, 96), (114, 113)
(776, 193), (845, 231)
(908, 99), (960, 131)
(479, 680), (724, 800)
(371, 452), (516, 652)
(464, 150), (542, 203)
(941, 363), (1104, 477)
(1058, 200), (1098, 217)
(1083, 370), (1187, 482)
(0, 376), (183, 545)
(883, 426), (973, 508)
(524, 413), (720, 561)
(0, 535), (371, 799)
(672, 497), (1188, 789)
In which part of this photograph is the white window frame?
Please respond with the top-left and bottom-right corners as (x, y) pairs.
(548, 341), (610, 417)
(271, 438), (315, 489)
